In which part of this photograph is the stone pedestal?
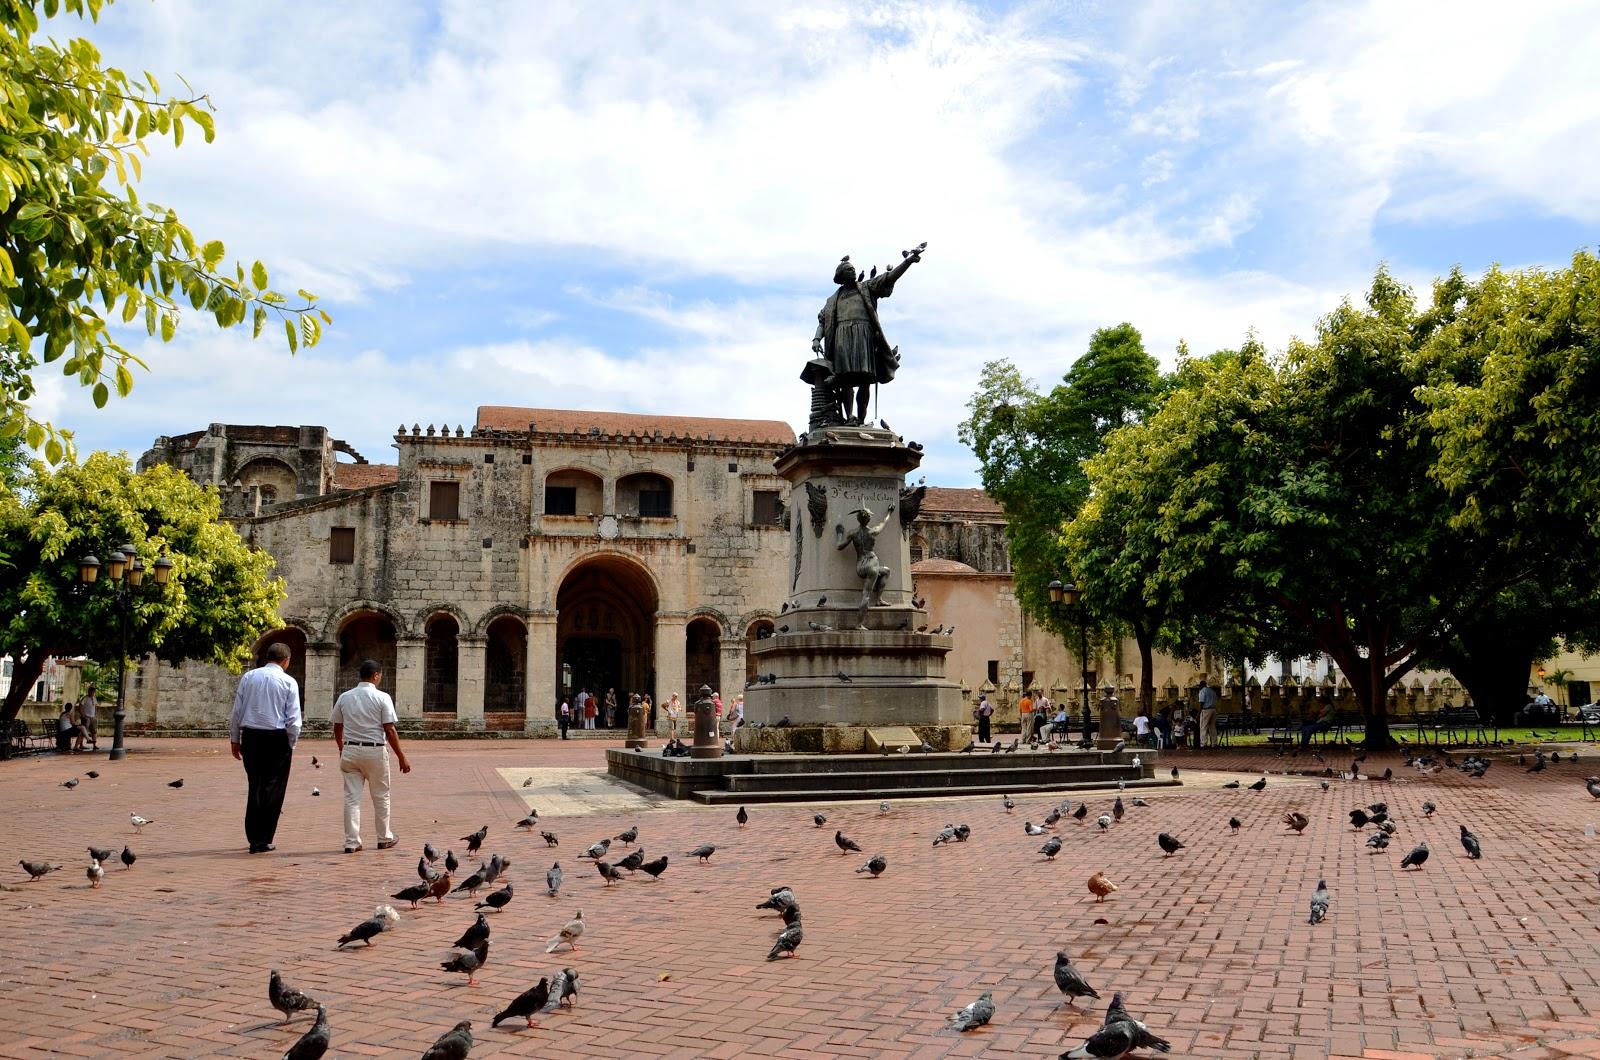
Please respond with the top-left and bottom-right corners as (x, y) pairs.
(743, 427), (963, 729)
(1097, 702), (1123, 750)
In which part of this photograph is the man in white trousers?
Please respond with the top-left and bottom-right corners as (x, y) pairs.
(330, 659), (412, 853)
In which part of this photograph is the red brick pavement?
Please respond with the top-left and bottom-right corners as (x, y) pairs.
(2, 737), (1600, 1058)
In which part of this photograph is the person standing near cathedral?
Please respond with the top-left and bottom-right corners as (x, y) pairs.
(330, 659), (411, 854)
(228, 642), (301, 854)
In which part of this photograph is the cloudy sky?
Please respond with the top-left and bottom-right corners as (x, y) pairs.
(34, 0), (1600, 485)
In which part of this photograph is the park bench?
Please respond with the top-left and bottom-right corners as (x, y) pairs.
(7, 719), (52, 756)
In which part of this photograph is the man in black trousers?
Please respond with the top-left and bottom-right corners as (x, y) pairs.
(227, 642), (303, 853)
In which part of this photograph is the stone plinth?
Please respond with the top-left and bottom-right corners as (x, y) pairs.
(742, 427), (962, 730)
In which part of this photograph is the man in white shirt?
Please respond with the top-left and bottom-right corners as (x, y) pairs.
(228, 642), (303, 854)
(330, 659), (411, 854)
(78, 689), (98, 750)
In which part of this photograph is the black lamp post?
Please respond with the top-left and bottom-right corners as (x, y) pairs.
(1048, 579), (1092, 730)
(78, 546), (173, 761)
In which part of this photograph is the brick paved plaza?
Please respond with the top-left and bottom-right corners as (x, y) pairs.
(4, 737), (1600, 1059)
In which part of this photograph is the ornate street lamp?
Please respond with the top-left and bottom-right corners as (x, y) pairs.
(1049, 579), (1092, 743)
(77, 546), (175, 761)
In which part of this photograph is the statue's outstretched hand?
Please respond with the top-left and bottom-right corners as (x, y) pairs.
(811, 338), (823, 355)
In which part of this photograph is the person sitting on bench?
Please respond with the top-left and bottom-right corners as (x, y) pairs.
(1299, 697), (1336, 749)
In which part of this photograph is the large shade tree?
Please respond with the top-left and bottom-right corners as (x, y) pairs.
(0, 451), (286, 726)
(1, 0), (327, 461)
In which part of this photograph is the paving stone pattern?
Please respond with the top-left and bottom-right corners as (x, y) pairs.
(3, 738), (1600, 1058)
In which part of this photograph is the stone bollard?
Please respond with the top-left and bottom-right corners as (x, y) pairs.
(690, 683), (722, 759)
(625, 694), (648, 750)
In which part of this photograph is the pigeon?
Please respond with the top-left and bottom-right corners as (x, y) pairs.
(1025, 821), (1046, 837)
(545, 968), (580, 1011)
(949, 991), (995, 1032)
(445, 850), (459, 873)
(1112, 797), (1125, 823)
(311, 757), (320, 769)
(522, 777), (533, 787)
(1308, 880), (1330, 924)
(336, 905), (399, 948)
(782, 903), (803, 927)
(19, 859), (60, 881)
(1222, 780), (1241, 789)
(1005, 738), (1020, 753)
(1039, 836), (1063, 860)
(1088, 872), (1117, 902)
(1002, 795), (1015, 812)
(426, 871), (454, 904)
(1171, 766), (1180, 779)
(1400, 841), (1430, 870)
(545, 861), (563, 897)
(461, 826), (488, 854)
(581, 839), (611, 861)
(420, 1020), (473, 1060)
(441, 940), (489, 986)
(453, 867), (488, 896)
(954, 824), (971, 842)
(738, 805), (752, 828)
(758, 887), (797, 912)
(1044, 807), (1063, 828)
(1348, 809), (1370, 830)
(933, 824), (958, 846)
(1131, 755), (1141, 768)
(835, 831), (861, 854)
(880, 801), (892, 815)
(616, 848), (646, 873)
(1380, 767), (1394, 781)
(1096, 814), (1112, 832)
(122, 845), (141, 869)
(269, 970), (320, 1023)
(856, 853), (887, 877)
(1422, 801), (1437, 817)
(84, 770), (99, 778)
(816, 595), (827, 606)
(837, 671), (853, 683)
(1249, 776), (1267, 791)
(960, 742), (977, 754)
(1131, 798), (1149, 807)
(1111, 740), (1126, 754)
(1053, 950), (1100, 1006)
(492, 976), (550, 1029)
(546, 910), (585, 953)
(62, 778), (79, 789)
(1157, 833), (1185, 856)
(814, 813), (827, 827)
(1367, 802), (1388, 814)
(1229, 817), (1241, 834)
(767, 920), (803, 960)
(1459, 825), (1482, 859)
(1062, 993), (1172, 1057)
(639, 855), (668, 879)
(687, 844), (717, 863)
(1585, 776), (1600, 799)
(392, 882), (431, 909)
(991, 742), (1002, 754)
(595, 860), (623, 885)
(615, 826), (638, 846)
(476, 882), (514, 911)
(281, 1004), (329, 1060)
(1379, 818), (1398, 835)
(1072, 803), (1089, 823)
(130, 814), (153, 833)
(1282, 812), (1309, 834)
(515, 814), (538, 830)
(480, 855), (508, 887)
(1320, 780), (1330, 791)
(88, 845), (113, 864)
(167, 779), (184, 789)
(1366, 831), (1390, 851)
(417, 855), (435, 881)
(540, 831), (559, 847)
(87, 858), (104, 888)
(453, 913), (490, 951)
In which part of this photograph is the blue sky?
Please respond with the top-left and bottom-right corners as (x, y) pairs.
(34, 0), (1600, 486)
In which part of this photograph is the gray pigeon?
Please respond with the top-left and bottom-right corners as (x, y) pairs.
(452, 912), (489, 951)
(88, 845), (113, 864)
(19, 859), (61, 881)
(687, 843), (717, 863)
(581, 839), (610, 860)
(419, 1019), (473, 1060)
(542, 967), (581, 1012)
(835, 831), (861, 854)
(932, 824), (958, 846)
(1053, 950), (1100, 1006)
(1459, 825), (1481, 859)
(1308, 880), (1329, 924)
(269, 969), (320, 1023)
(757, 887), (797, 912)
(336, 905), (399, 948)
(1157, 832), (1185, 856)
(615, 826), (638, 845)
(546, 862), (562, 897)
(767, 921), (803, 960)
(1421, 801), (1437, 817)
(475, 882), (513, 911)
(813, 812), (827, 827)
(1025, 821), (1046, 836)
(281, 1004), (329, 1060)
(949, 991), (995, 1031)
(1366, 832), (1390, 851)
(1400, 841), (1430, 869)
(440, 941), (489, 986)
(615, 848), (645, 873)
(855, 853), (887, 877)
(1039, 836), (1063, 860)
(1063, 992), (1171, 1057)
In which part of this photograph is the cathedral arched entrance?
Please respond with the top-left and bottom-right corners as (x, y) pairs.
(556, 555), (658, 713)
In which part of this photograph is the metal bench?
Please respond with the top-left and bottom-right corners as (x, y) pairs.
(7, 719), (52, 756)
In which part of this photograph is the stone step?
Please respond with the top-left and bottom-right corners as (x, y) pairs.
(722, 764), (1145, 793)
(734, 750), (1153, 775)
(691, 776), (1181, 804)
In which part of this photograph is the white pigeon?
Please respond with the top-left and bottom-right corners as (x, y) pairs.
(1131, 756), (1141, 768)
(1025, 821), (1046, 836)
(546, 909), (585, 953)
(1096, 814), (1113, 831)
(129, 813), (154, 833)
(879, 801), (891, 815)
(86, 858), (104, 889)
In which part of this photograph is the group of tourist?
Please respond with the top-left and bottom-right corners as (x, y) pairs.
(552, 687), (746, 739)
(54, 689), (98, 752)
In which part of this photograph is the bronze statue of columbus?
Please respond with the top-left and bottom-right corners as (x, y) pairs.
(808, 242), (925, 426)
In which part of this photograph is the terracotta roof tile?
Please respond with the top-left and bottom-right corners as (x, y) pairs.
(332, 463), (398, 490)
(911, 558), (980, 574)
(476, 406), (795, 446)
(921, 487), (1004, 516)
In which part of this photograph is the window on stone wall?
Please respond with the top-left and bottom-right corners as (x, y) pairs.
(544, 485), (577, 516)
(752, 489), (783, 526)
(987, 660), (999, 684)
(329, 527), (355, 564)
(1022, 670), (1035, 693)
(910, 533), (928, 563)
(638, 487), (672, 518)
(429, 480), (461, 521)
(259, 486), (277, 506)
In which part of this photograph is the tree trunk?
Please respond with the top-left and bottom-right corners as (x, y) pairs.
(1436, 631), (1540, 728)
(1135, 626), (1155, 718)
(1, 650), (47, 725)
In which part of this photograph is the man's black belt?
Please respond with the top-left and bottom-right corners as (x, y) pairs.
(346, 740), (384, 747)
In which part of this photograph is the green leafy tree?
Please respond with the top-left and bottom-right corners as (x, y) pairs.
(959, 324), (1168, 693)
(1, 0), (328, 461)
(0, 451), (286, 724)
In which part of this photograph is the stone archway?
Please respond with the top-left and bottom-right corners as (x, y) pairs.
(423, 613), (459, 713)
(686, 616), (722, 698)
(556, 555), (659, 717)
(338, 611), (397, 698)
(484, 615), (527, 714)
(744, 618), (774, 685)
